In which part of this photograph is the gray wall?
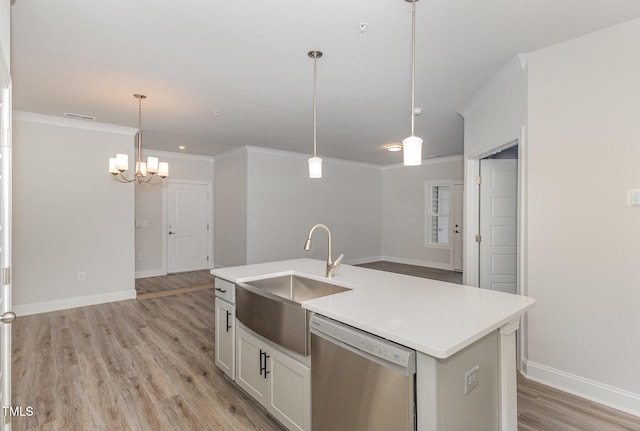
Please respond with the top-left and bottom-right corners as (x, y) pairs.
(13, 113), (137, 314)
(214, 147), (248, 267)
(382, 157), (464, 268)
(246, 147), (382, 265)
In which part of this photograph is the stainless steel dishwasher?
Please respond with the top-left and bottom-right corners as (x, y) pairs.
(310, 314), (416, 431)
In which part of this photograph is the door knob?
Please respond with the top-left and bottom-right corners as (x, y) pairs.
(0, 311), (16, 324)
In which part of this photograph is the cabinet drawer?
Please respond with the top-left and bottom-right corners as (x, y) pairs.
(214, 278), (235, 304)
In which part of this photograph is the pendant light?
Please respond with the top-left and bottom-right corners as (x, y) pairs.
(402, 0), (423, 166)
(108, 94), (169, 184)
(308, 50), (323, 178)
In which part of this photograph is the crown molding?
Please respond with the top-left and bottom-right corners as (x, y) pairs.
(457, 54), (528, 118)
(382, 154), (464, 170)
(141, 148), (214, 162)
(13, 111), (138, 136)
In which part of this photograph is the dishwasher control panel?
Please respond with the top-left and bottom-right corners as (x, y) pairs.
(310, 314), (416, 373)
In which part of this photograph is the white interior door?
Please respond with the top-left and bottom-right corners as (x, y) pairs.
(167, 181), (210, 273)
(0, 80), (14, 430)
(452, 183), (464, 272)
(479, 159), (518, 293)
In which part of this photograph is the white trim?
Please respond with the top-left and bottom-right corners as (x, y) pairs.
(13, 111), (138, 136)
(381, 255), (453, 271)
(142, 148), (214, 162)
(0, 43), (9, 88)
(212, 145), (247, 162)
(342, 256), (384, 266)
(458, 54), (528, 118)
(135, 269), (166, 279)
(382, 154), (464, 170)
(521, 359), (640, 418)
(13, 289), (136, 317)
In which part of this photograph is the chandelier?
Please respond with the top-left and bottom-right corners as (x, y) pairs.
(108, 94), (169, 183)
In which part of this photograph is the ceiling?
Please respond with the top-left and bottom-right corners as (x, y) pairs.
(10, 0), (640, 165)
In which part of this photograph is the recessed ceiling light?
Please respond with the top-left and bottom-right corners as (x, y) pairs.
(178, 145), (186, 150)
(385, 143), (403, 152)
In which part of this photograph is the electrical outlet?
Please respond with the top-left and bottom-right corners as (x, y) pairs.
(464, 365), (479, 395)
(78, 272), (85, 281)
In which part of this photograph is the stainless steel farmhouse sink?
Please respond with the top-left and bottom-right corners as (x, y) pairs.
(236, 275), (351, 356)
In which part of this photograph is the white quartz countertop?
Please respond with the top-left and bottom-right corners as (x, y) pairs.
(212, 258), (535, 359)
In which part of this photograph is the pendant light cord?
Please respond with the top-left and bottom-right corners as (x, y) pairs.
(313, 55), (318, 157)
(137, 96), (143, 167)
(410, 0), (417, 136)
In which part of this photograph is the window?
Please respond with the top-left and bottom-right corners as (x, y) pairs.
(426, 183), (450, 246)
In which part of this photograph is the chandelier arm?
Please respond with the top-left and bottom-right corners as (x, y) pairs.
(113, 173), (136, 183)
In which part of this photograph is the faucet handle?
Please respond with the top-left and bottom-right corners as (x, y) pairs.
(333, 254), (344, 267)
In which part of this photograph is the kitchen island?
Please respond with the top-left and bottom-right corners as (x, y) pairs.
(212, 258), (535, 431)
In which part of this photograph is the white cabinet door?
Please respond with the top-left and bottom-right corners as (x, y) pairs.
(236, 326), (268, 406)
(215, 298), (235, 379)
(267, 347), (311, 431)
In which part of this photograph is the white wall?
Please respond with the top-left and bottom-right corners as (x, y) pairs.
(214, 147), (248, 268)
(135, 150), (214, 277)
(524, 18), (640, 414)
(13, 113), (137, 315)
(245, 147), (382, 265)
(462, 18), (640, 416)
(382, 156), (463, 269)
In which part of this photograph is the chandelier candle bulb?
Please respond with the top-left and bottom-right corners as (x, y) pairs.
(116, 153), (129, 172)
(108, 158), (119, 174)
(146, 156), (159, 174)
(158, 162), (169, 178)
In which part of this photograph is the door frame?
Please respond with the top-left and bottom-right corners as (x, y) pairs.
(463, 126), (529, 367)
(0, 41), (12, 431)
(164, 179), (213, 273)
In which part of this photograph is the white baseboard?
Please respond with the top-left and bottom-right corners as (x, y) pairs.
(13, 289), (137, 317)
(343, 256), (384, 265)
(135, 269), (167, 279)
(521, 358), (640, 418)
(381, 255), (454, 271)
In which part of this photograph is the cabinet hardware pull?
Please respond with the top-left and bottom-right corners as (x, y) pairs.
(259, 349), (264, 375)
(263, 353), (270, 379)
(215, 287), (227, 293)
(225, 310), (231, 332)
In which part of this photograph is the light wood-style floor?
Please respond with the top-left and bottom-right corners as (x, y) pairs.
(135, 269), (214, 299)
(356, 260), (463, 284)
(12, 268), (640, 430)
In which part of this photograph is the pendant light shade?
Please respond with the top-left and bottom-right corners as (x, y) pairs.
(308, 50), (323, 178)
(403, 0), (423, 166)
(308, 156), (323, 178)
(402, 135), (423, 166)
